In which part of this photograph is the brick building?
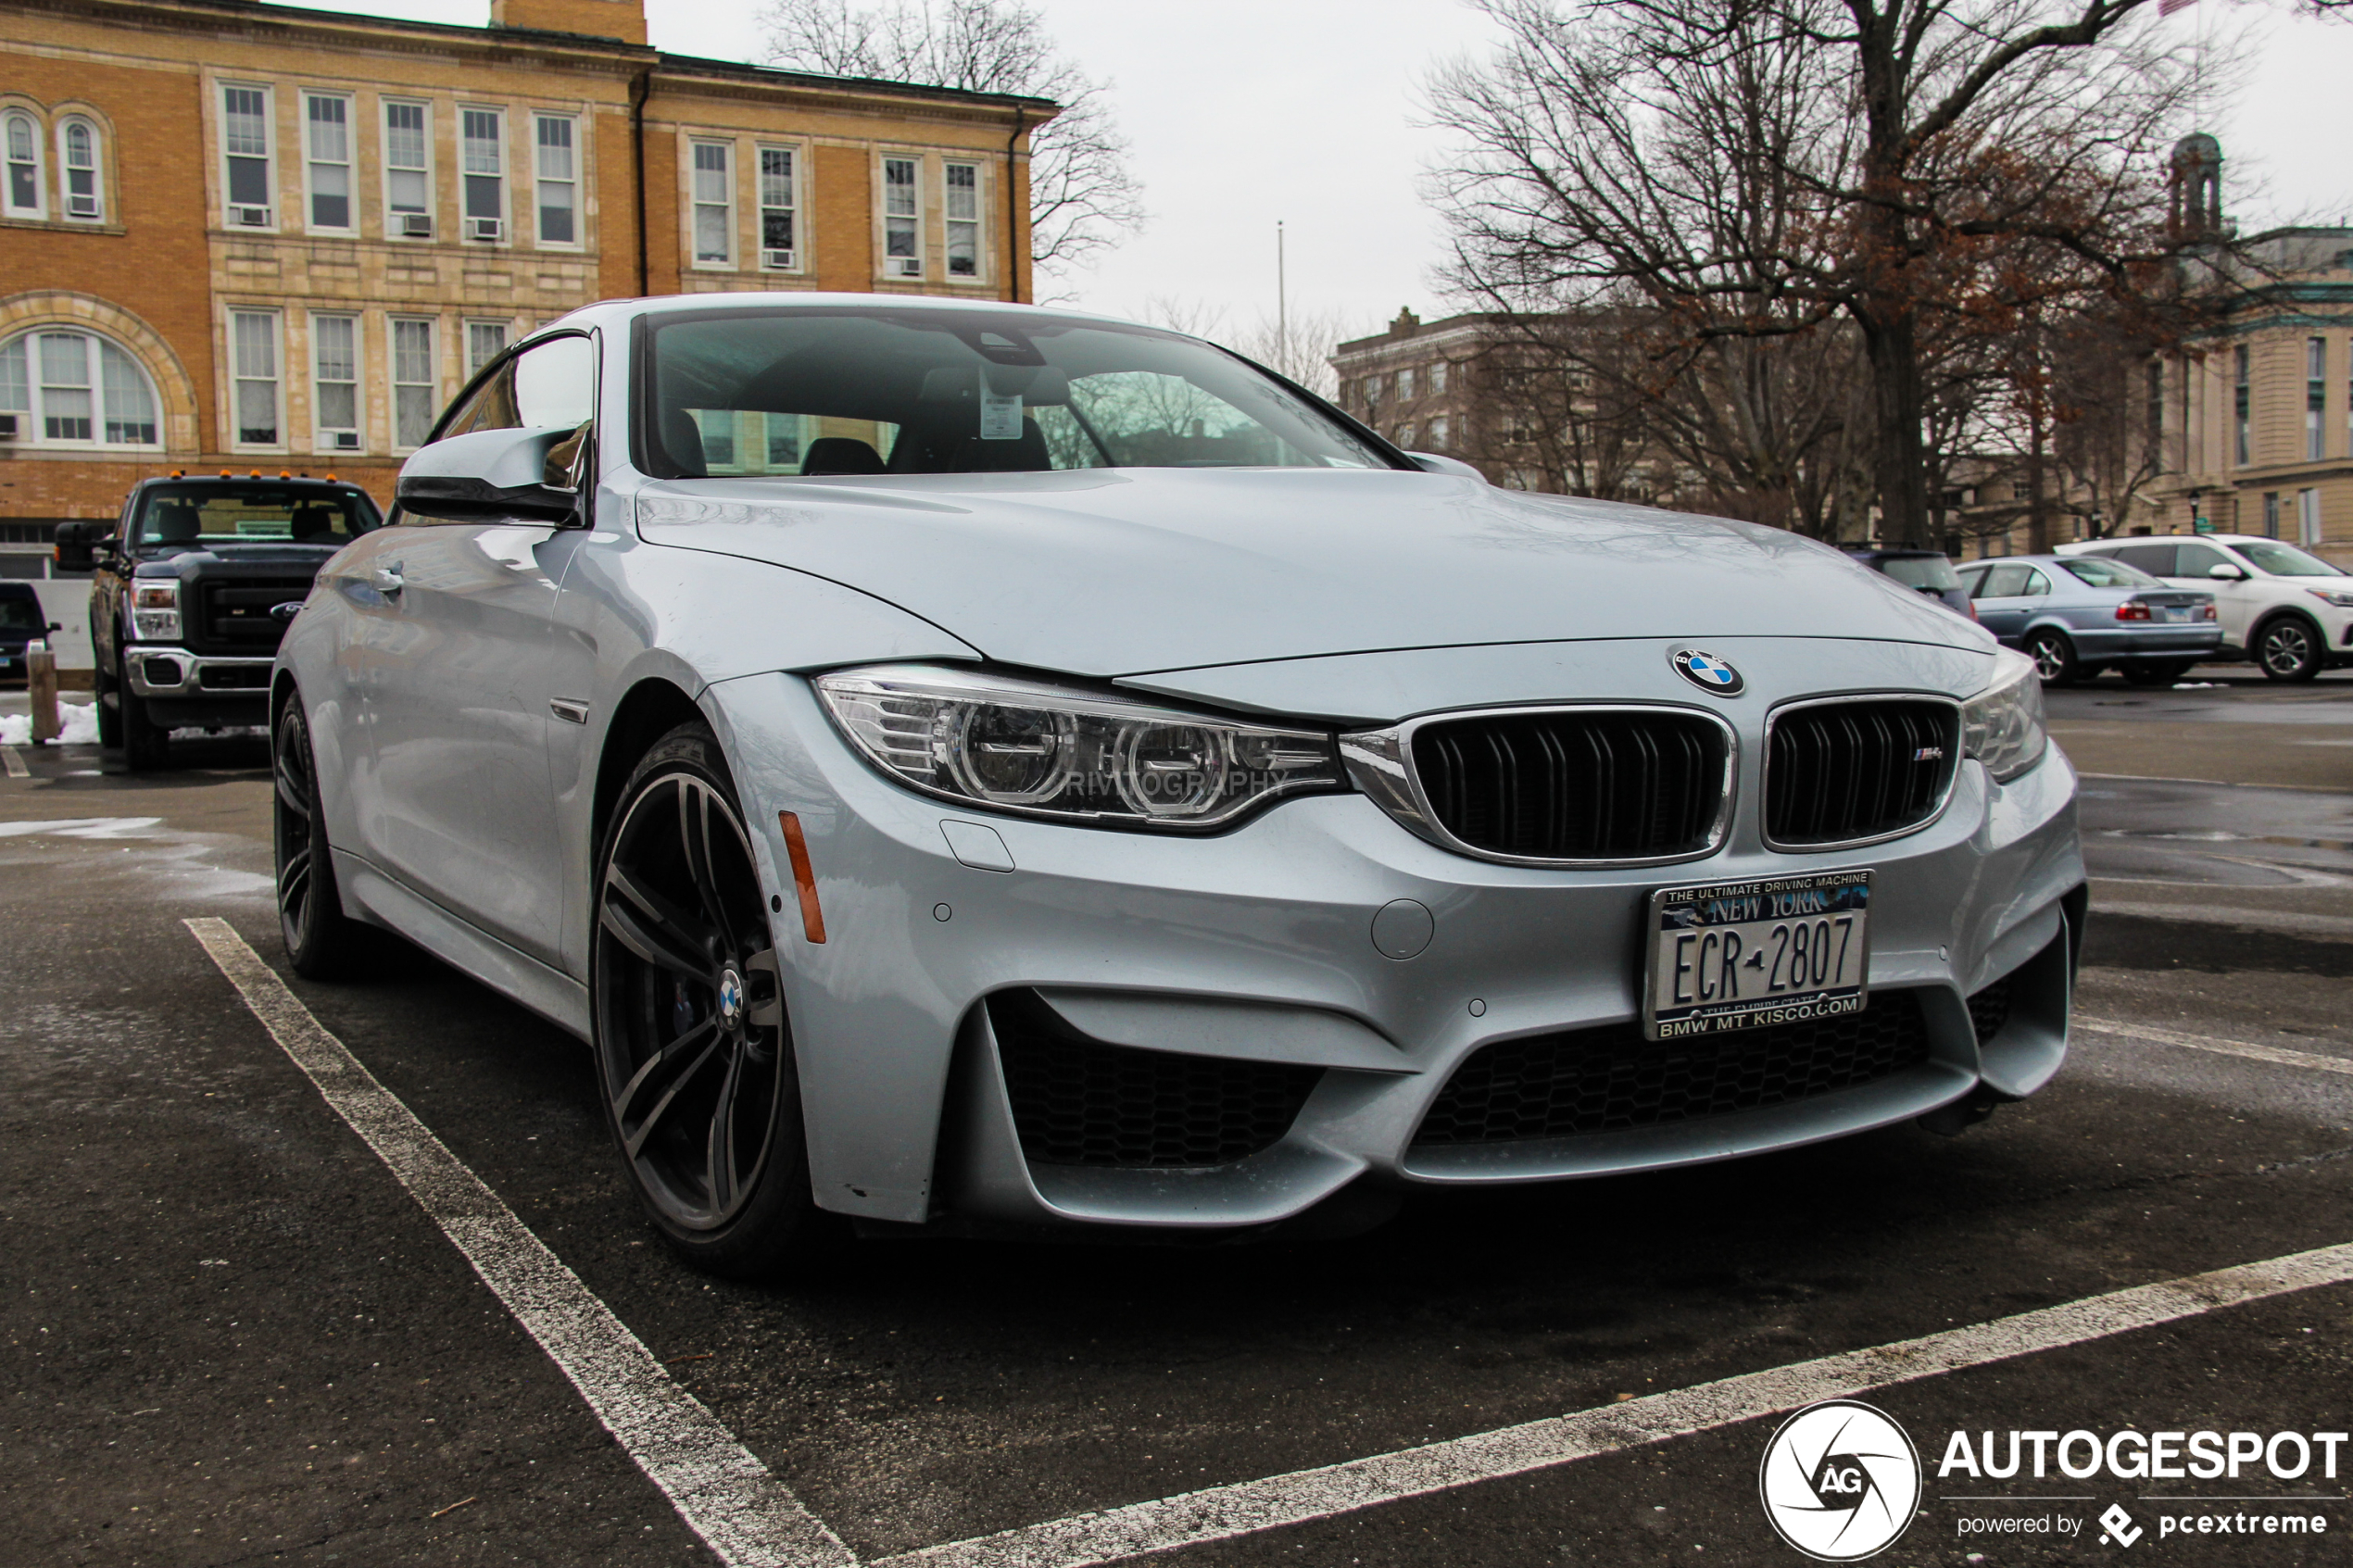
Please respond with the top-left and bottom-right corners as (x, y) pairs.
(0, 0), (1049, 574)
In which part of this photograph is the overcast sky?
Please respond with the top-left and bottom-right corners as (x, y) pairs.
(328, 0), (2353, 340)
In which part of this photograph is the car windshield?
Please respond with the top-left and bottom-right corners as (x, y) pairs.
(1870, 554), (1961, 591)
(2233, 540), (2347, 578)
(643, 307), (1392, 479)
(0, 596), (40, 633)
(2058, 557), (2160, 588)
(131, 485), (382, 552)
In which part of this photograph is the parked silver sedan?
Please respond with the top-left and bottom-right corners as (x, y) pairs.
(271, 295), (2083, 1275)
(1956, 554), (2221, 686)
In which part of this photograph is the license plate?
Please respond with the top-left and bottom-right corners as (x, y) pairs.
(1643, 871), (1871, 1039)
(2157, 606), (2192, 622)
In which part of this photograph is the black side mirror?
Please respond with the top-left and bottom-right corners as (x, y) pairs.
(46, 621), (61, 633)
(53, 521), (100, 572)
(394, 423), (590, 523)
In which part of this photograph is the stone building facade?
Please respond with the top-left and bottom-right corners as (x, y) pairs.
(0, 0), (1048, 573)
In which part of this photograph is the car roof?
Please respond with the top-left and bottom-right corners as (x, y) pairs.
(535, 290), (1215, 345)
(0, 581), (36, 598)
(2061, 533), (2259, 549)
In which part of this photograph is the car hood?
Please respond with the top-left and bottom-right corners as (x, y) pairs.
(635, 468), (1989, 677)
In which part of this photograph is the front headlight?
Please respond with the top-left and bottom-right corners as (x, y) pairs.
(2304, 587), (2353, 609)
(131, 580), (181, 642)
(814, 665), (1345, 829)
(1961, 648), (2047, 783)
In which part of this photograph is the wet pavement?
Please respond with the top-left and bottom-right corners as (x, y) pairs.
(2, 673), (2348, 1567)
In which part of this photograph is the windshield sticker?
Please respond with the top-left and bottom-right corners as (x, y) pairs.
(980, 376), (1023, 441)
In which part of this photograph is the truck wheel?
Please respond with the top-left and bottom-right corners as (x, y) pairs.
(120, 666), (170, 771)
(2025, 630), (2082, 686)
(274, 697), (364, 978)
(94, 663), (122, 750)
(2255, 616), (2323, 682)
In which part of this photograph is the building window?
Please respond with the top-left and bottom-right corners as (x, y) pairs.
(1429, 359), (1447, 395)
(2262, 490), (2280, 539)
(1398, 366), (1416, 401)
(465, 320), (508, 378)
(758, 146), (795, 268)
(460, 108), (504, 241)
(384, 101), (431, 235)
(944, 160), (979, 278)
(221, 85), (272, 225)
(304, 94), (352, 232)
(3, 111), (40, 218)
(1428, 414), (1449, 448)
(2309, 338), (2327, 460)
(311, 314), (359, 451)
(1397, 421), (1416, 448)
(391, 317), (436, 449)
(0, 332), (155, 445)
(691, 140), (732, 266)
(2300, 486), (2322, 547)
(230, 310), (282, 446)
(2234, 344), (2250, 467)
(883, 156), (918, 276)
(535, 116), (575, 245)
(58, 119), (101, 221)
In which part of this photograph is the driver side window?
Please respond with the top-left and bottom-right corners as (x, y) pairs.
(1978, 565), (2030, 597)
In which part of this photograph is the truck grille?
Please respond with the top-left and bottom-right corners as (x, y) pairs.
(1411, 991), (1931, 1147)
(191, 580), (310, 656)
(990, 992), (1322, 1169)
(1764, 699), (1960, 848)
(1410, 709), (1730, 862)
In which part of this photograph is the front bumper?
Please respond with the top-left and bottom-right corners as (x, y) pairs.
(703, 660), (2084, 1233)
(124, 646), (275, 700)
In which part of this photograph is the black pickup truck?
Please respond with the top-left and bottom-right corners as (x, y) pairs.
(56, 474), (383, 769)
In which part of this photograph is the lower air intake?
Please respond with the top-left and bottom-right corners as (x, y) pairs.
(1413, 991), (1931, 1147)
(989, 992), (1323, 1169)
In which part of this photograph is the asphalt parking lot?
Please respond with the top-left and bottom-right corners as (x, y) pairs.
(4, 669), (2349, 1568)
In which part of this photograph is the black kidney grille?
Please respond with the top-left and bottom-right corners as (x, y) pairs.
(1411, 709), (1727, 860)
(990, 993), (1323, 1169)
(1766, 700), (1960, 847)
(1412, 991), (1931, 1148)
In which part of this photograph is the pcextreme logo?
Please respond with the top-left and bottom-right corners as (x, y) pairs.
(1758, 1400), (1923, 1561)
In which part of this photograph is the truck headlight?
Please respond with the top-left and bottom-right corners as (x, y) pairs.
(1961, 648), (2047, 783)
(815, 665), (1343, 829)
(131, 581), (181, 642)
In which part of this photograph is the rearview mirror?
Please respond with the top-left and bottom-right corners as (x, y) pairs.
(2208, 562), (2246, 581)
(395, 423), (589, 522)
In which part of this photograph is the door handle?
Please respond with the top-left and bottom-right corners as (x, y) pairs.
(371, 563), (406, 596)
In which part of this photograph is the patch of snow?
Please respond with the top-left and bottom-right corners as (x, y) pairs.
(0, 699), (100, 746)
(2170, 682), (2224, 689)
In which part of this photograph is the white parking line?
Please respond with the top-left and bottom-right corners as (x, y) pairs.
(183, 918), (855, 1568)
(2076, 1015), (2353, 1078)
(1, 745), (26, 778)
(182, 915), (2353, 1568)
(876, 1242), (2353, 1568)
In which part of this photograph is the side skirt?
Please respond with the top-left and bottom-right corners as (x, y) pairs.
(335, 848), (592, 1040)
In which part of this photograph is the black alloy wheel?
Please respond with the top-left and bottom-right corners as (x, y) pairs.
(2025, 630), (2081, 686)
(273, 696), (362, 977)
(592, 723), (814, 1277)
(2255, 616), (2323, 682)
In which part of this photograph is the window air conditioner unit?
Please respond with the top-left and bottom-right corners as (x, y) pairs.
(464, 216), (503, 242)
(762, 248), (796, 270)
(398, 213), (434, 238)
(0, 413), (18, 441)
(68, 196), (98, 220)
(230, 205), (270, 227)
(331, 431), (359, 450)
(892, 257), (923, 279)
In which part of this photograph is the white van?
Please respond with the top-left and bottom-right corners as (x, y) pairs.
(2056, 533), (2353, 681)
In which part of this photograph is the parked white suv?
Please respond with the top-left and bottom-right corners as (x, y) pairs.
(2057, 533), (2353, 681)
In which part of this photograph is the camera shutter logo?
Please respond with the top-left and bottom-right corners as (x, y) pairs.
(1757, 1399), (1921, 1561)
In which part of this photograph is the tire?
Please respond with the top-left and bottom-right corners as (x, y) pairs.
(2121, 659), (2197, 687)
(2024, 629), (2082, 686)
(274, 696), (365, 979)
(120, 667), (170, 771)
(2254, 615), (2323, 683)
(94, 659), (122, 750)
(591, 721), (818, 1279)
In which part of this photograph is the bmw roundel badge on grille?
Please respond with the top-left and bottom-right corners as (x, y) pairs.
(1670, 648), (1745, 696)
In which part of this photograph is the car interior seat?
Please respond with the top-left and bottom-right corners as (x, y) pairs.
(661, 409), (709, 479)
(148, 501), (201, 544)
(288, 504), (337, 541)
(800, 437), (886, 476)
(950, 417), (1052, 473)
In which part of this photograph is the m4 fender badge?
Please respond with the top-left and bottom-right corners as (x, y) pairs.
(1670, 647), (1745, 696)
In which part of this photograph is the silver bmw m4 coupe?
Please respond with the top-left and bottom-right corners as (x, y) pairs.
(272, 295), (2083, 1275)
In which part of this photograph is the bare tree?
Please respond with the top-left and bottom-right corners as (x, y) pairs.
(761, 0), (1146, 280)
(1428, 0), (2209, 545)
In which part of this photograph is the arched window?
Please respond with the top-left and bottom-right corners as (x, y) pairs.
(3, 110), (43, 219)
(58, 118), (101, 220)
(0, 329), (160, 446)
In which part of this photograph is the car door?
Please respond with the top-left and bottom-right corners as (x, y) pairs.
(2170, 541), (2261, 649)
(1969, 563), (2034, 642)
(346, 333), (598, 966)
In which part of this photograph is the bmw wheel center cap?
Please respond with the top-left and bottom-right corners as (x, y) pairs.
(717, 967), (745, 1028)
(1670, 648), (1745, 696)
